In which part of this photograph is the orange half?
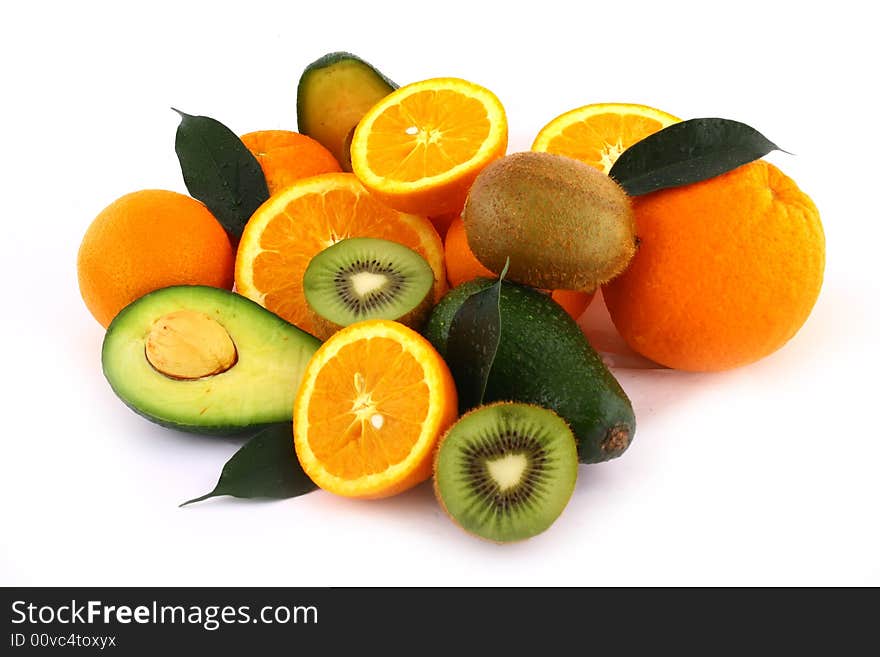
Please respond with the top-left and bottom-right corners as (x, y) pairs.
(350, 77), (508, 216)
(235, 173), (446, 335)
(532, 102), (680, 173)
(294, 320), (458, 498)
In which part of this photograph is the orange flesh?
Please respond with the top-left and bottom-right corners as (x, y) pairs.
(548, 113), (668, 171)
(306, 337), (430, 479)
(247, 184), (439, 331)
(365, 89), (491, 182)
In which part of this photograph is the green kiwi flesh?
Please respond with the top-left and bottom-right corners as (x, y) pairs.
(434, 402), (578, 543)
(303, 237), (434, 339)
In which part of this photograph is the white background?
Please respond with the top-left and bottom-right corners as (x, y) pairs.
(2, 0), (878, 586)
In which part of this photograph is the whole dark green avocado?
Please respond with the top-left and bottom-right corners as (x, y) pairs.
(423, 279), (635, 463)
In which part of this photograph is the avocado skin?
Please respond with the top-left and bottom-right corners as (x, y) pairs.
(112, 401), (274, 437)
(296, 52), (397, 170)
(101, 286), (321, 436)
(423, 279), (635, 464)
(297, 51), (397, 93)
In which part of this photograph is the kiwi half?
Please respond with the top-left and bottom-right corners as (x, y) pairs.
(434, 402), (578, 543)
(303, 237), (435, 339)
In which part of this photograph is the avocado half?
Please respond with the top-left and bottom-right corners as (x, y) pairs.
(296, 52), (397, 170)
(102, 285), (320, 435)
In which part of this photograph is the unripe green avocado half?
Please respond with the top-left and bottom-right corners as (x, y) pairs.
(102, 285), (320, 435)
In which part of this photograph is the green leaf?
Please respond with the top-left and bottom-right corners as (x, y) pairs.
(173, 109), (269, 240)
(609, 118), (784, 196)
(445, 260), (509, 414)
(181, 423), (316, 506)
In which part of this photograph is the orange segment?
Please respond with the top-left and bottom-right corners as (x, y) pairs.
(294, 320), (458, 498)
(351, 78), (507, 216)
(532, 103), (680, 173)
(235, 173), (446, 335)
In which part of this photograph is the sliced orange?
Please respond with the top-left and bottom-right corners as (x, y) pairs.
(350, 77), (508, 217)
(294, 320), (458, 498)
(532, 103), (680, 174)
(235, 173), (446, 335)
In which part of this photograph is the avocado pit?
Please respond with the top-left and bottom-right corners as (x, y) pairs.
(145, 310), (237, 380)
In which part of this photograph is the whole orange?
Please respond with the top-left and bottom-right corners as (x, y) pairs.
(444, 215), (494, 286)
(240, 130), (341, 195)
(550, 289), (594, 321)
(77, 190), (234, 327)
(603, 160), (824, 371)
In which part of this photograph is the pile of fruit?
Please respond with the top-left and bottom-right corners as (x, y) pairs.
(77, 53), (825, 543)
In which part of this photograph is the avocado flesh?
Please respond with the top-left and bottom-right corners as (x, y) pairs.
(102, 286), (320, 435)
(297, 52), (397, 170)
(423, 279), (636, 464)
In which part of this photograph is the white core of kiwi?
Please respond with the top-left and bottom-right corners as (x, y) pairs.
(349, 271), (392, 297)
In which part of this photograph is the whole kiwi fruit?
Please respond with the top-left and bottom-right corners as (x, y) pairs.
(463, 151), (636, 291)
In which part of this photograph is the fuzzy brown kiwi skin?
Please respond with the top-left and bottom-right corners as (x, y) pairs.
(307, 288), (435, 341)
(463, 151), (636, 291)
(431, 401), (578, 545)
